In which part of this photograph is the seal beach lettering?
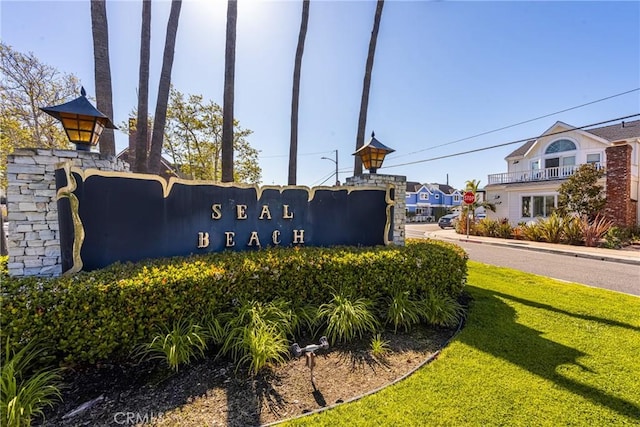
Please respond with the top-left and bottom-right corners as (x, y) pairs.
(197, 203), (304, 248)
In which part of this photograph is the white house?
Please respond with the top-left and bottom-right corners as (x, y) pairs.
(484, 119), (640, 226)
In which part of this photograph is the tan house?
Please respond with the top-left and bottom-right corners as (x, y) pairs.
(484, 119), (639, 227)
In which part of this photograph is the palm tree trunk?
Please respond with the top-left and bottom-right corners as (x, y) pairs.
(354, 0), (384, 176)
(221, 0), (238, 183)
(134, 0), (151, 173)
(91, 0), (116, 156)
(148, 0), (182, 175)
(288, 0), (310, 186)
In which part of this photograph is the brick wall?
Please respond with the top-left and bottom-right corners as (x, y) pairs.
(6, 149), (129, 277)
(346, 173), (406, 245)
(604, 143), (636, 227)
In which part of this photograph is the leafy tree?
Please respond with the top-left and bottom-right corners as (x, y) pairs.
(557, 163), (605, 220)
(288, 0), (310, 185)
(164, 87), (261, 183)
(148, 0), (182, 175)
(0, 42), (78, 188)
(222, 0), (238, 182)
(354, 0), (384, 176)
(90, 0), (116, 156)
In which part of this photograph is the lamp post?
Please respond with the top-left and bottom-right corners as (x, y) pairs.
(40, 87), (117, 151)
(321, 150), (339, 186)
(352, 131), (395, 174)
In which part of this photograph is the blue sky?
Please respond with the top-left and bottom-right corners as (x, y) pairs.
(2, 0), (639, 189)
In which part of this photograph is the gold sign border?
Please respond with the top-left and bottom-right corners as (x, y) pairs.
(55, 163), (395, 273)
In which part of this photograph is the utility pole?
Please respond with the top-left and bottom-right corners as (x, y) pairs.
(321, 150), (339, 186)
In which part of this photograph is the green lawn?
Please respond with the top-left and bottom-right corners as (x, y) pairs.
(284, 261), (640, 426)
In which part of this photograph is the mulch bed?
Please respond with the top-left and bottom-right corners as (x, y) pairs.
(39, 324), (457, 426)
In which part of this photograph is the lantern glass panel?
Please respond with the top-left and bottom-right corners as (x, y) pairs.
(361, 151), (373, 169)
(78, 117), (96, 131)
(91, 122), (105, 144)
(66, 130), (81, 141)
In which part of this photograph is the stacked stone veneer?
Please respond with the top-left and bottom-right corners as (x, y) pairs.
(604, 143), (637, 227)
(6, 149), (129, 277)
(346, 174), (406, 246)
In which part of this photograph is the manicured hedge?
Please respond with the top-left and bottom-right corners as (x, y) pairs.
(0, 239), (467, 365)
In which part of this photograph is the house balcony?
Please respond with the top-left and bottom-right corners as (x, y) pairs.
(487, 163), (603, 185)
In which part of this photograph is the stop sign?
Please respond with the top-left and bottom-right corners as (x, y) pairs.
(463, 191), (475, 204)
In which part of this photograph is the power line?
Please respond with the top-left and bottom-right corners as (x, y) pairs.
(380, 113), (640, 170)
(311, 169), (336, 186)
(259, 149), (335, 159)
(387, 88), (640, 160)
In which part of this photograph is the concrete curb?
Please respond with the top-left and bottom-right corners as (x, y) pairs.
(427, 232), (640, 266)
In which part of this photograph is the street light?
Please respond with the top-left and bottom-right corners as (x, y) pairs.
(40, 87), (117, 151)
(353, 131), (395, 174)
(321, 149), (339, 186)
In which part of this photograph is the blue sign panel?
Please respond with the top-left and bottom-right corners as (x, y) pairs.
(55, 165), (394, 273)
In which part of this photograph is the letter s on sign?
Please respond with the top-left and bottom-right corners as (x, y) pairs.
(211, 204), (222, 220)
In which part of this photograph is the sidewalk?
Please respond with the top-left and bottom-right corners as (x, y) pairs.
(425, 228), (640, 266)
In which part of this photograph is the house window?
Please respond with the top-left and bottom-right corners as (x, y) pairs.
(544, 139), (577, 177)
(453, 194), (460, 202)
(545, 139), (576, 154)
(522, 195), (556, 218)
(434, 194), (440, 199)
(419, 193), (428, 200)
(522, 197), (531, 217)
(586, 153), (601, 164)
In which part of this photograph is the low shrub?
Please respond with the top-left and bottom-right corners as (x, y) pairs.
(520, 221), (544, 242)
(603, 225), (640, 248)
(562, 215), (584, 245)
(495, 220), (514, 239)
(1, 240), (467, 366)
(581, 214), (612, 247)
(539, 212), (564, 243)
(475, 218), (497, 237)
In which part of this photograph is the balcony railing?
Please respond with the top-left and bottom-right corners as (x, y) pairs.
(487, 163), (603, 185)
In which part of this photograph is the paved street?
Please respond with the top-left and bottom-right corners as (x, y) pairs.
(407, 224), (640, 297)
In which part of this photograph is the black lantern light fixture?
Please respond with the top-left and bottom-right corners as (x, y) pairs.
(352, 131), (395, 173)
(40, 87), (117, 151)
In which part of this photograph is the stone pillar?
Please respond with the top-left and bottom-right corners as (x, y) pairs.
(6, 149), (129, 277)
(346, 173), (406, 246)
(604, 143), (636, 227)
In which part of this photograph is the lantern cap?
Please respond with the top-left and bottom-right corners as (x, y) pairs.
(40, 87), (117, 129)
(352, 131), (395, 156)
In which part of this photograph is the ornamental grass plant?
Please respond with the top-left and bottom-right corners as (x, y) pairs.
(370, 334), (391, 360)
(384, 290), (422, 333)
(136, 319), (208, 372)
(1, 339), (62, 427)
(211, 300), (295, 374)
(317, 293), (379, 344)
